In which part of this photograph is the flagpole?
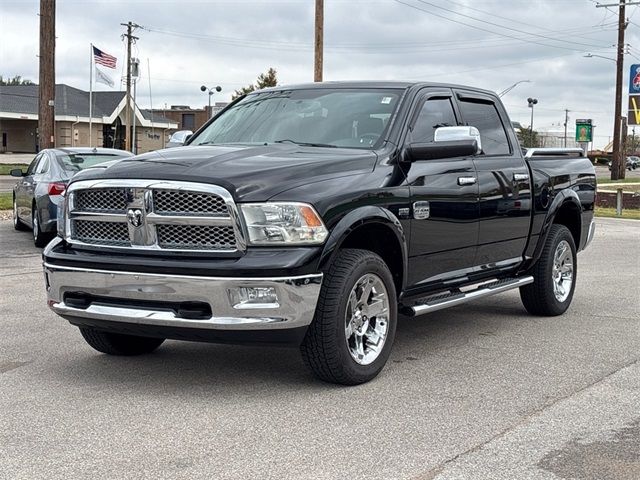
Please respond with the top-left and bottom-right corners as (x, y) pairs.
(89, 43), (93, 147)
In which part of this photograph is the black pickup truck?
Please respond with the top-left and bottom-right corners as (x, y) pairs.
(43, 82), (596, 385)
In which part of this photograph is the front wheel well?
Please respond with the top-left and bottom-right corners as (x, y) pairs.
(553, 201), (581, 248)
(339, 222), (404, 295)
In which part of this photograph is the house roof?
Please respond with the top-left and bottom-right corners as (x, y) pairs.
(0, 84), (175, 127)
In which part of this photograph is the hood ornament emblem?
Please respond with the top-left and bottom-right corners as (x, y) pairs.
(127, 208), (144, 228)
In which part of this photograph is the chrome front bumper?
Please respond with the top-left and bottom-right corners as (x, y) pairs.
(44, 263), (322, 331)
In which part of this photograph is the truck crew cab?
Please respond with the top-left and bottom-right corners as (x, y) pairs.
(43, 82), (596, 385)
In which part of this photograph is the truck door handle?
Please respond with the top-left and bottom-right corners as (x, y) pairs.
(513, 173), (529, 182)
(457, 176), (477, 186)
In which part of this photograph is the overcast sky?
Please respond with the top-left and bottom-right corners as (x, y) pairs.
(2, 0), (640, 148)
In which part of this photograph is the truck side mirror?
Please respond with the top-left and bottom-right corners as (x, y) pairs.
(434, 126), (482, 154)
(404, 140), (478, 162)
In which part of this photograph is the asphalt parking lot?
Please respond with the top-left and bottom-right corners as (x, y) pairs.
(1, 218), (638, 480)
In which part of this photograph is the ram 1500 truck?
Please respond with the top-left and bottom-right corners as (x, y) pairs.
(43, 82), (596, 385)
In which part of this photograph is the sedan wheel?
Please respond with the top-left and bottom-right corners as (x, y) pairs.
(32, 207), (51, 248)
(13, 197), (28, 231)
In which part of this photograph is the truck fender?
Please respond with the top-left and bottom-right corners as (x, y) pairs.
(318, 206), (408, 291)
(529, 189), (582, 267)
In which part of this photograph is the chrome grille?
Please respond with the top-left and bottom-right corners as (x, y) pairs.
(65, 180), (244, 253)
(72, 221), (130, 246)
(75, 189), (128, 212)
(157, 225), (236, 250)
(153, 190), (228, 216)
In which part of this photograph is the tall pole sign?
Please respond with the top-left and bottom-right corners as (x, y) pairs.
(628, 64), (640, 125)
(575, 119), (592, 156)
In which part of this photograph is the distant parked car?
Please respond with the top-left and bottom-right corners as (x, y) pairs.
(11, 147), (133, 247)
(608, 156), (639, 171)
(165, 130), (193, 148)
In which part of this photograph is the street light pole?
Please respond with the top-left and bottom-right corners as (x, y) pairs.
(498, 80), (531, 97)
(200, 85), (221, 119)
(528, 97), (538, 147)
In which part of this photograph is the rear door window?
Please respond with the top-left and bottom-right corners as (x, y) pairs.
(26, 154), (43, 176)
(35, 155), (50, 174)
(458, 98), (511, 155)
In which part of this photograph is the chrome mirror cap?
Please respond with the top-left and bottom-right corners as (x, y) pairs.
(434, 126), (482, 154)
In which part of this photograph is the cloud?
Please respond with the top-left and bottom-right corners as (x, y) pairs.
(1, 0), (639, 147)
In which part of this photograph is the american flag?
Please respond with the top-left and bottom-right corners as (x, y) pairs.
(92, 46), (117, 69)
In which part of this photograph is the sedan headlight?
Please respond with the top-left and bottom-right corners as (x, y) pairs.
(240, 202), (328, 245)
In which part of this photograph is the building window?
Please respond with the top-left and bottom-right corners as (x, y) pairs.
(182, 113), (195, 130)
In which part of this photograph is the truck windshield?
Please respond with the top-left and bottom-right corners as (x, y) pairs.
(191, 88), (403, 149)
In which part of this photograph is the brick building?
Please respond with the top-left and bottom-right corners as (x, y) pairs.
(151, 102), (229, 132)
(0, 84), (177, 154)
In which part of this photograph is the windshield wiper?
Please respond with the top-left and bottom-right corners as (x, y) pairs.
(274, 139), (337, 148)
(195, 141), (261, 146)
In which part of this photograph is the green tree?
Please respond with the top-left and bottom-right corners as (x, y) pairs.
(625, 133), (640, 155)
(0, 75), (35, 85)
(517, 127), (540, 148)
(232, 68), (278, 100)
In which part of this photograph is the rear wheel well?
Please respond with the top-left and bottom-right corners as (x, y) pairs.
(339, 223), (404, 295)
(553, 201), (581, 247)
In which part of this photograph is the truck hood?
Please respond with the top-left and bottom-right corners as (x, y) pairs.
(71, 144), (377, 201)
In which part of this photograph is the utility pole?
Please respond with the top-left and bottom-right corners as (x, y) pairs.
(564, 109), (569, 148)
(595, 1), (640, 180)
(314, 0), (324, 82)
(38, 0), (55, 150)
(121, 22), (139, 152)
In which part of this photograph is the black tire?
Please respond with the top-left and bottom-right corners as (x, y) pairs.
(32, 205), (52, 248)
(300, 248), (397, 385)
(520, 224), (577, 316)
(79, 327), (165, 356)
(13, 196), (28, 231)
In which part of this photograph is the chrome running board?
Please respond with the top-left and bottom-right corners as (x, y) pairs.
(403, 276), (534, 317)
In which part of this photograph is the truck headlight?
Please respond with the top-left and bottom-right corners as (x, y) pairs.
(239, 202), (328, 245)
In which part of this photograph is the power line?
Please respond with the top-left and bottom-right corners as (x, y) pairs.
(443, 0), (615, 42)
(141, 23), (617, 55)
(392, 0), (612, 52)
(415, 0), (615, 48)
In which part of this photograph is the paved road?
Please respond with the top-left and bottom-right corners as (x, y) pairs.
(1, 176), (18, 194)
(0, 153), (34, 164)
(595, 164), (640, 180)
(0, 218), (638, 480)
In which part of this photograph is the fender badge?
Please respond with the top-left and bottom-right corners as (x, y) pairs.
(413, 201), (430, 220)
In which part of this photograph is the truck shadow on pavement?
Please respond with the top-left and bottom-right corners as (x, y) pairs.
(53, 298), (530, 393)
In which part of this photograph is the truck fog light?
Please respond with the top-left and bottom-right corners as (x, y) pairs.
(228, 287), (279, 309)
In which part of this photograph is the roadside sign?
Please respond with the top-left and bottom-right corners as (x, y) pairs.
(628, 64), (640, 125)
(575, 119), (592, 142)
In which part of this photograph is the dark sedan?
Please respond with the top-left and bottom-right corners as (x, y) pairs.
(12, 147), (133, 247)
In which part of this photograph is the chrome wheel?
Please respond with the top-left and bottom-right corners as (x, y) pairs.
(552, 240), (573, 302)
(345, 273), (390, 365)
